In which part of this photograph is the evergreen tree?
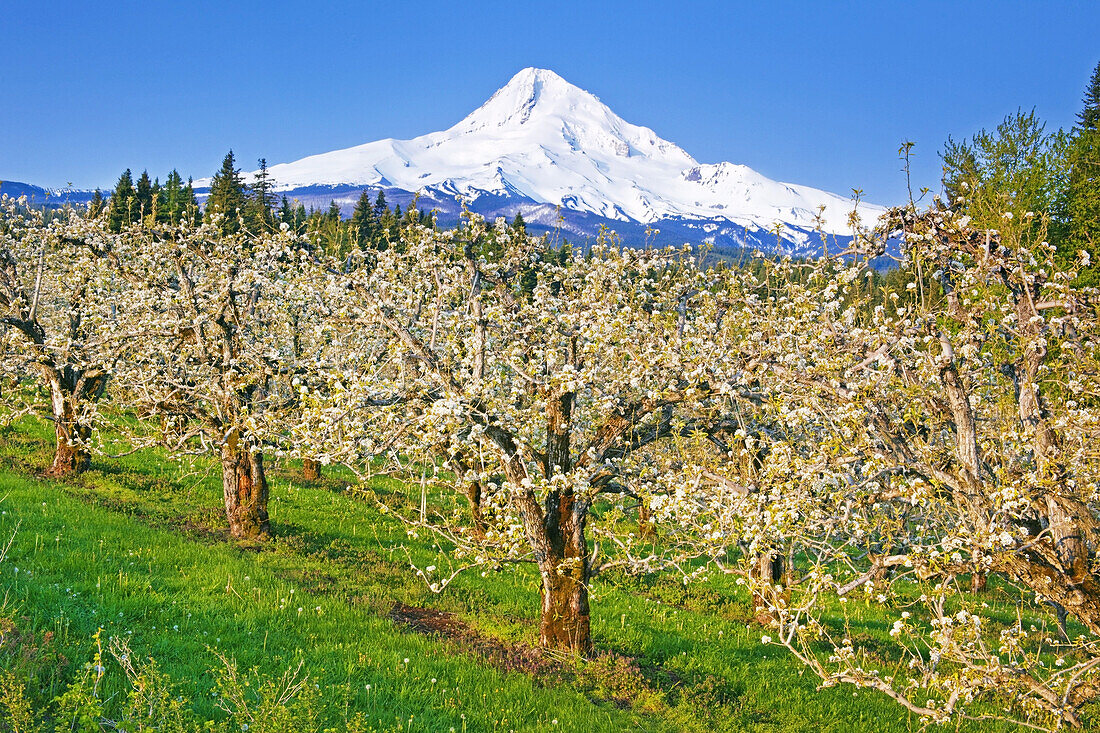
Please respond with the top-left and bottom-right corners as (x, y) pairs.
(182, 177), (201, 224)
(373, 190), (389, 220)
(248, 158), (278, 231)
(278, 196), (295, 230)
(557, 241), (572, 267)
(351, 189), (379, 248)
(206, 151), (248, 234)
(135, 170), (154, 222)
(162, 170), (184, 224)
(150, 177), (163, 223)
(87, 189), (105, 219)
(106, 169), (136, 232)
(1077, 61), (1100, 131)
(379, 202), (398, 246)
(391, 203), (403, 241)
(940, 110), (1060, 244)
(512, 211), (527, 235)
(326, 200), (341, 223)
(1054, 61), (1100, 287)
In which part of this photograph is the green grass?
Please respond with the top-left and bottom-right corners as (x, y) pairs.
(0, 418), (1029, 731)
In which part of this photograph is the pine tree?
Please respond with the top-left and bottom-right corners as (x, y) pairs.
(379, 203), (398, 247)
(87, 189), (105, 218)
(326, 200), (341, 223)
(1055, 61), (1100, 286)
(278, 195), (295, 230)
(135, 170), (154, 222)
(939, 110), (1058, 242)
(150, 177), (163, 224)
(206, 151), (248, 234)
(106, 169), (136, 232)
(182, 177), (201, 224)
(248, 158), (278, 232)
(162, 170), (184, 224)
(1077, 61), (1100, 131)
(351, 189), (379, 248)
(373, 190), (389, 220)
(512, 211), (527, 235)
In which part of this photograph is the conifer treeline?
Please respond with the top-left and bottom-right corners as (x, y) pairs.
(99, 168), (200, 231)
(99, 150), (434, 256)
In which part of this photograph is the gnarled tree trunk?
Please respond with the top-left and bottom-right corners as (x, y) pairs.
(301, 457), (321, 481)
(466, 479), (486, 538)
(221, 431), (271, 540)
(48, 414), (90, 476)
(750, 549), (786, 623)
(44, 369), (105, 477)
(538, 502), (592, 655)
(451, 451), (487, 537)
(494, 379), (593, 656)
(1006, 295), (1098, 633)
(536, 384), (592, 655)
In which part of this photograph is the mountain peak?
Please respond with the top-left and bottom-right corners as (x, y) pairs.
(452, 67), (602, 132)
(509, 66), (570, 86)
(231, 67), (882, 243)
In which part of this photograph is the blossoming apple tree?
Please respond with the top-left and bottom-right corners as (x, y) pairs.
(322, 215), (756, 654)
(695, 203), (1100, 729)
(76, 214), (332, 540)
(0, 197), (127, 475)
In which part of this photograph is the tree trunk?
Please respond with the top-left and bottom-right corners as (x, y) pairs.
(46, 386), (91, 477)
(221, 435), (271, 540)
(1009, 300), (1097, 632)
(536, 382), (592, 655)
(538, 550), (592, 655)
(301, 457), (321, 481)
(535, 491), (593, 654)
(466, 479), (486, 538)
(48, 417), (90, 476)
(638, 500), (656, 542)
(451, 451), (487, 537)
(751, 550), (786, 623)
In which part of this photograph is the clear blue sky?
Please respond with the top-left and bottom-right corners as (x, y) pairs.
(3, 0), (1097, 206)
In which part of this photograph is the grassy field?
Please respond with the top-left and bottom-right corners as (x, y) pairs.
(0, 418), (1025, 732)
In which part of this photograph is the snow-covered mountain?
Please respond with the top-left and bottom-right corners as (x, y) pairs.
(207, 68), (885, 257)
(0, 181), (96, 208)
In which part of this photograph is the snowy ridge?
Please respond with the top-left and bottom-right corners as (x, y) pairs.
(201, 68), (883, 244)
